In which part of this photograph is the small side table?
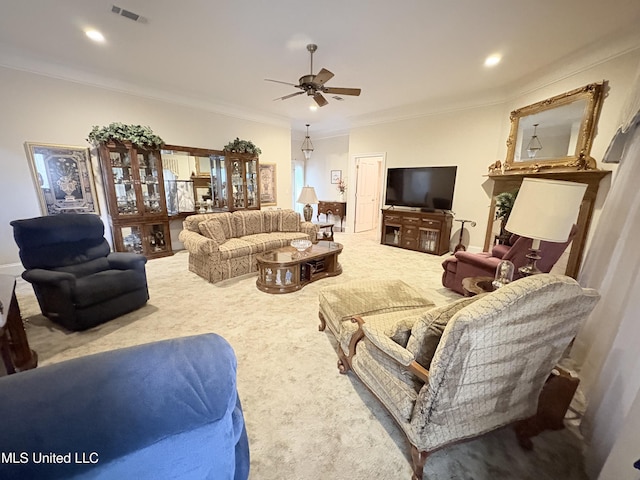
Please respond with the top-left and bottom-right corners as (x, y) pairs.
(314, 222), (335, 241)
(0, 275), (38, 374)
(461, 276), (496, 297)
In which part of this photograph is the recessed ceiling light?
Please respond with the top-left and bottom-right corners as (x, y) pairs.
(484, 54), (501, 67)
(309, 105), (318, 112)
(85, 29), (105, 43)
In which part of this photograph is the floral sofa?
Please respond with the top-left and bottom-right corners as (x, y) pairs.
(179, 209), (318, 283)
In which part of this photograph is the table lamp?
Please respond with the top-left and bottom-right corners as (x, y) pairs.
(505, 178), (587, 276)
(297, 186), (318, 222)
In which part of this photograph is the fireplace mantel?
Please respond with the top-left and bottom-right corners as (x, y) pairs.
(484, 169), (611, 278)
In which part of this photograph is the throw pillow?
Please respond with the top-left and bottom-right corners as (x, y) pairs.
(198, 219), (226, 244)
(406, 296), (478, 369)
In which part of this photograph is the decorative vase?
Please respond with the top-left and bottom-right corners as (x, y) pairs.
(339, 192), (345, 202)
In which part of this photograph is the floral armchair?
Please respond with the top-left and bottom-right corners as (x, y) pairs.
(342, 274), (599, 479)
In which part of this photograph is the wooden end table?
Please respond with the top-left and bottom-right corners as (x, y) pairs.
(461, 276), (496, 297)
(256, 241), (343, 294)
(0, 275), (38, 374)
(314, 222), (335, 241)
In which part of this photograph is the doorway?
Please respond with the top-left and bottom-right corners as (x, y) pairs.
(352, 154), (385, 233)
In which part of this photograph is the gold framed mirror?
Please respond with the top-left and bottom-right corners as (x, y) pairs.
(502, 82), (605, 173)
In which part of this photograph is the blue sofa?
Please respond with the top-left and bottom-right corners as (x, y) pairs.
(0, 334), (249, 479)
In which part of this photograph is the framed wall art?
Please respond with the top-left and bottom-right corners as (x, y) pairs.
(331, 170), (342, 184)
(25, 142), (99, 215)
(259, 163), (277, 206)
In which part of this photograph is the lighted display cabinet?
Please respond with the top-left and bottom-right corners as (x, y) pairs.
(97, 141), (173, 259)
(221, 152), (260, 211)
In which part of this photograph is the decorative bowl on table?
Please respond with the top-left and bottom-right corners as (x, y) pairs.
(290, 239), (312, 252)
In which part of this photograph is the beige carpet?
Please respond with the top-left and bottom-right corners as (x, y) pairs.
(15, 230), (587, 480)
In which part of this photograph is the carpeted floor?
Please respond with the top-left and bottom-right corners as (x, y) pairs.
(15, 229), (588, 480)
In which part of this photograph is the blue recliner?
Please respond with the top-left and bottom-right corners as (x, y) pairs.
(11, 213), (149, 331)
(0, 334), (250, 480)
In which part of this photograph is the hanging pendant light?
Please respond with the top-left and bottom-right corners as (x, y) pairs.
(526, 123), (543, 159)
(301, 124), (314, 161)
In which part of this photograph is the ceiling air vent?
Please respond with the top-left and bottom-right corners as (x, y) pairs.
(111, 5), (147, 23)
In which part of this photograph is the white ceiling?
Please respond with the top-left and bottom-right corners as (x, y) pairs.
(2, 0), (640, 136)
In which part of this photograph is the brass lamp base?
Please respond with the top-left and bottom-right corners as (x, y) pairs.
(518, 249), (543, 276)
(303, 203), (313, 222)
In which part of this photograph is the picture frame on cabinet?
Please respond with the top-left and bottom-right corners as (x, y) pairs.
(259, 163), (277, 206)
(24, 142), (99, 215)
(331, 170), (342, 184)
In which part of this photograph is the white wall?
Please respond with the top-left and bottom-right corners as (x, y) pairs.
(301, 134), (349, 221)
(349, 104), (504, 250)
(0, 66), (291, 268)
(348, 50), (640, 252)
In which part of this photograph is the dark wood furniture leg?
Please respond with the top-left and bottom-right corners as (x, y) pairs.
(0, 276), (38, 374)
(514, 367), (579, 449)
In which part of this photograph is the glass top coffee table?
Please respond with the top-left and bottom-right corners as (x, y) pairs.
(255, 240), (343, 294)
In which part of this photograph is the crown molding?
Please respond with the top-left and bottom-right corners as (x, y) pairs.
(0, 44), (290, 129)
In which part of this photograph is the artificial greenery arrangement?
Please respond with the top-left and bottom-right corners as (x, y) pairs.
(223, 137), (262, 155)
(495, 190), (518, 221)
(87, 123), (165, 149)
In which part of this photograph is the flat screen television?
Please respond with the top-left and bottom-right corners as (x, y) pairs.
(384, 166), (457, 211)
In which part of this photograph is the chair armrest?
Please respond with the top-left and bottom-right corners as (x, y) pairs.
(300, 222), (319, 243)
(408, 361), (430, 384)
(0, 334), (247, 479)
(22, 269), (75, 286)
(107, 252), (147, 270)
(361, 322), (415, 366)
(454, 250), (501, 269)
(178, 229), (221, 254)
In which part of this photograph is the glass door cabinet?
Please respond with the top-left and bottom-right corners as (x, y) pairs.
(98, 141), (173, 259)
(209, 152), (260, 212)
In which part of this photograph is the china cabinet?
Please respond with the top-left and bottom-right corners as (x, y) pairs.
(222, 152), (260, 211)
(98, 141), (173, 259)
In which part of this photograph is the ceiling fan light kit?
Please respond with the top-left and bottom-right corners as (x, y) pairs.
(266, 44), (361, 107)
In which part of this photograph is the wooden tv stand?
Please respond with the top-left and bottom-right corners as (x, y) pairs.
(381, 209), (453, 255)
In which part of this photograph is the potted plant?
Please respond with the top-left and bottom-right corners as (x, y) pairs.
(87, 123), (165, 149)
(495, 190), (518, 244)
(223, 137), (262, 155)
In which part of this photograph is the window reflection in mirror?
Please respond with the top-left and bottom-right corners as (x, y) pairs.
(502, 82), (605, 173)
(515, 99), (587, 162)
(160, 149), (197, 215)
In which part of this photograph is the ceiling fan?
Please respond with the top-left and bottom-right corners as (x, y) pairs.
(265, 44), (361, 107)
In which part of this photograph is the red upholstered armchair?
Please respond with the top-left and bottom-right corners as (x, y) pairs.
(441, 226), (577, 295)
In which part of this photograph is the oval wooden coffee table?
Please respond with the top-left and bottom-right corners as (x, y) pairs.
(256, 241), (343, 294)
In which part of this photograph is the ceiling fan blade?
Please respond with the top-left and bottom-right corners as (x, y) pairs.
(313, 92), (329, 107)
(265, 78), (299, 87)
(274, 91), (304, 101)
(314, 68), (334, 85)
(323, 87), (362, 96)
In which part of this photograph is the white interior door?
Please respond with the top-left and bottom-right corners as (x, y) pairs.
(354, 155), (383, 233)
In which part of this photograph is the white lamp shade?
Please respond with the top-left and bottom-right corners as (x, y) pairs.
(297, 186), (318, 204)
(505, 178), (587, 242)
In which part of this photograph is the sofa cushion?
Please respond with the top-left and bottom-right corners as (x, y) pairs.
(279, 210), (301, 232)
(73, 269), (147, 308)
(54, 257), (111, 278)
(234, 211), (265, 237)
(262, 210), (281, 233)
(214, 212), (237, 239)
(218, 238), (259, 260)
(198, 219), (227, 244)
